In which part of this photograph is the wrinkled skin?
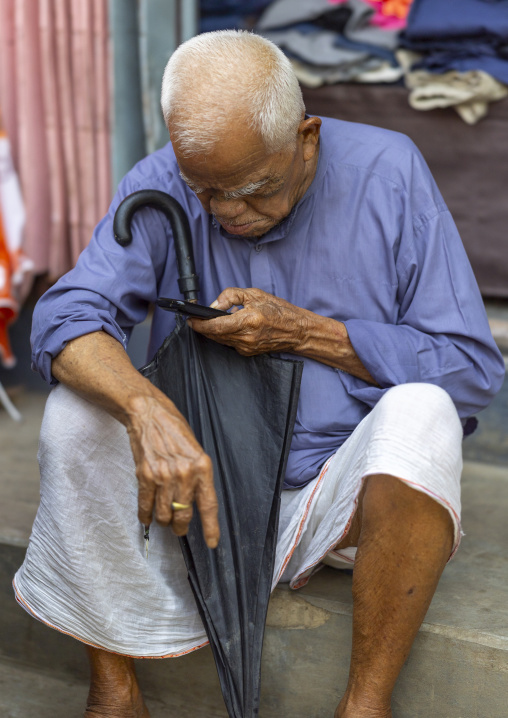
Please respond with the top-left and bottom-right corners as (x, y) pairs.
(190, 287), (308, 356)
(128, 395), (215, 537)
(174, 115), (322, 239)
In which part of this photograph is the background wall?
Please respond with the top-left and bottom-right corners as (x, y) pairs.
(109, 0), (199, 189)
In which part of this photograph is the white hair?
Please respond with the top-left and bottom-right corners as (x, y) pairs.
(160, 30), (305, 157)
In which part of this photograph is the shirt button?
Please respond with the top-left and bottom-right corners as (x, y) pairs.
(255, 245), (262, 253)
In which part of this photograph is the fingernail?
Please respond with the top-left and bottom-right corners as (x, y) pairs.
(210, 300), (219, 308)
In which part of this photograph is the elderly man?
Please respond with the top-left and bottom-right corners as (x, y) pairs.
(14, 30), (504, 718)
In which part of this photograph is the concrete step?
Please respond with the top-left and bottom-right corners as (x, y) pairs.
(1, 393), (508, 717)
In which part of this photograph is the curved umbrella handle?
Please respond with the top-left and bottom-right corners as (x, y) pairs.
(113, 189), (200, 302)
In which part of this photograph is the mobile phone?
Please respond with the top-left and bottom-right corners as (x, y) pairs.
(157, 297), (230, 319)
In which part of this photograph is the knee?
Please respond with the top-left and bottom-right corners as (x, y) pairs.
(381, 382), (459, 423)
(376, 383), (463, 447)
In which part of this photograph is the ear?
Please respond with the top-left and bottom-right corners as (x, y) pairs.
(298, 116), (322, 161)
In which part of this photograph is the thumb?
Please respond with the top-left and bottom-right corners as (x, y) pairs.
(211, 287), (247, 311)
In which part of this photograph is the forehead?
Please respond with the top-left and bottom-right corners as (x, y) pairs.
(173, 127), (290, 192)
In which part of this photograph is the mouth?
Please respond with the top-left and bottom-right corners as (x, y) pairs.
(216, 218), (263, 236)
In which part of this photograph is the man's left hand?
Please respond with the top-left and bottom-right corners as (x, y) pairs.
(188, 287), (307, 356)
(188, 287), (378, 385)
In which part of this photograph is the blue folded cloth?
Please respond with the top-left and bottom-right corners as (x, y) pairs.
(404, 0), (508, 42)
(400, 0), (508, 84)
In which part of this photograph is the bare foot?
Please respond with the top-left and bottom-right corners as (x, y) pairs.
(85, 698), (149, 717)
(335, 709), (392, 718)
(85, 684), (150, 718)
(335, 696), (392, 718)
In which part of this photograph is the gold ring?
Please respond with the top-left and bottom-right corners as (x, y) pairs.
(171, 501), (192, 511)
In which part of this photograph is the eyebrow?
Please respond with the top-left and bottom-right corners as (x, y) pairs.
(179, 171), (205, 194)
(179, 170), (280, 199)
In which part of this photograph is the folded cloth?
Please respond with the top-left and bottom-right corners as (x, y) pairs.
(263, 27), (369, 67)
(405, 68), (508, 124)
(258, 0), (353, 30)
(258, 0), (400, 50)
(257, 0), (400, 86)
(400, 0), (508, 85)
(290, 57), (402, 87)
(404, 0), (508, 42)
(13, 381), (462, 658)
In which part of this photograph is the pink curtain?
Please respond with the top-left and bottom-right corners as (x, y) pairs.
(0, 0), (111, 279)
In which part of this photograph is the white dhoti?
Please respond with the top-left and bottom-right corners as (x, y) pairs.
(13, 382), (463, 658)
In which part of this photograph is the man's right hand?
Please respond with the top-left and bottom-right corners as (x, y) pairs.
(51, 330), (220, 548)
(126, 395), (219, 547)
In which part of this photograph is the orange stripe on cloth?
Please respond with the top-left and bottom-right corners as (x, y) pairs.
(12, 578), (210, 660)
(289, 472), (463, 591)
(273, 455), (333, 586)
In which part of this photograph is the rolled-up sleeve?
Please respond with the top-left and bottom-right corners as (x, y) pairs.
(31, 174), (172, 385)
(341, 207), (505, 419)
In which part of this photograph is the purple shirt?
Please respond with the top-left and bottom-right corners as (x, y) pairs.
(31, 117), (505, 488)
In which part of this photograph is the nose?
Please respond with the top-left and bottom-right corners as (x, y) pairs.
(210, 195), (246, 220)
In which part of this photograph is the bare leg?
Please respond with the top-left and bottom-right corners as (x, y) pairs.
(335, 474), (454, 718)
(84, 645), (150, 717)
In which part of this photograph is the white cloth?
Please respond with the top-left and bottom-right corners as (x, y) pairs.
(14, 382), (463, 658)
(405, 68), (508, 125)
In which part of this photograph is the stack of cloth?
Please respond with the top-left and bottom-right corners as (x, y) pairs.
(399, 0), (508, 124)
(256, 0), (410, 87)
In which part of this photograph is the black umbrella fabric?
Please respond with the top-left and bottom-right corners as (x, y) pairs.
(114, 191), (303, 718)
(143, 318), (302, 717)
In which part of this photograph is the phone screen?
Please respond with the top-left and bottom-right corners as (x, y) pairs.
(157, 297), (230, 319)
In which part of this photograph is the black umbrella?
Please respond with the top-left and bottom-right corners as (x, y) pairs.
(114, 190), (303, 717)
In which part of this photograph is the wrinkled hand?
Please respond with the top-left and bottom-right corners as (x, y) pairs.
(126, 395), (219, 548)
(188, 287), (308, 356)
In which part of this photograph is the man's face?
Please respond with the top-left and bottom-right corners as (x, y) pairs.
(173, 117), (321, 238)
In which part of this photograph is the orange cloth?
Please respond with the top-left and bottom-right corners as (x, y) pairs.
(382, 0), (413, 20)
(0, 128), (33, 368)
(0, 209), (17, 367)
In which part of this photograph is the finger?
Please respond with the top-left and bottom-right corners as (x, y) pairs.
(188, 313), (240, 339)
(211, 287), (248, 311)
(169, 474), (195, 535)
(154, 482), (175, 526)
(170, 492), (194, 537)
(138, 480), (157, 526)
(195, 480), (220, 549)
